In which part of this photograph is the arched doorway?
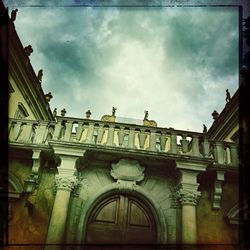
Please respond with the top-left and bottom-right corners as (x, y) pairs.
(85, 194), (157, 245)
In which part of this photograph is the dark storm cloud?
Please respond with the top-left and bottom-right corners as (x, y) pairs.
(163, 8), (238, 77)
(12, 6), (239, 131)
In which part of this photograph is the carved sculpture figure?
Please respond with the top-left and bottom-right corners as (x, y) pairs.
(61, 108), (66, 117)
(86, 110), (91, 119)
(11, 9), (18, 21)
(226, 89), (231, 103)
(212, 110), (219, 120)
(24, 45), (33, 57)
(37, 69), (43, 83)
(112, 107), (117, 116)
(52, 108), (57, 117)
(203, 124), (207, 133)
(144, 110), (149, 120)
(44, 92), (53, 102)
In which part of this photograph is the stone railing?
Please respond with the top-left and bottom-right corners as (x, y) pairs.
(8, 117), (239, 167)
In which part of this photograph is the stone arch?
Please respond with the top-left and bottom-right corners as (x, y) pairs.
(8, 172), (23, 198)
(75, 182), (168, 245)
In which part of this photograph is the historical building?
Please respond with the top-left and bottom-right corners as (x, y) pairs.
(1, 2), (242, 249)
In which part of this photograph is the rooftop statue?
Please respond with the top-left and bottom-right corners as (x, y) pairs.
(212, 110), (219, 120)
(112, 107), (117, 116)
(44, 92), (53, 102)
(144, 110), (149, 120)
(37, 69), (43, 83)
(203, 124), (207, 133)
(226, 89), (231, 103)
(86, 110), (92, 119)
(24, 45), (33, 57)
(11, 9), (18, 22)
(52, 108), (57, 117)
(61, 108), (66, 117)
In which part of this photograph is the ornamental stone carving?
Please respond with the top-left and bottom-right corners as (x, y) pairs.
(111, 158), (145, 182)
(55, 176), (76, 192)
(169, 193), (181, 209)
(177, 190), (200, 206)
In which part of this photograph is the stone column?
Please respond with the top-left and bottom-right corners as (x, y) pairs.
(175, 163), (207, 245)
(178, 189), (200, 244)
(46, 175), (76, 247)
(45, 147), (84, 249)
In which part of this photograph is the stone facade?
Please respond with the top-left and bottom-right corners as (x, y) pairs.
(1, 2), (241, 249)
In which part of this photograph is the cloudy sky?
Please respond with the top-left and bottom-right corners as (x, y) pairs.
(11, 4), (239, 131)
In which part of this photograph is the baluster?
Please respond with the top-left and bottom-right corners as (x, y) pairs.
(8, 121), (14, 134)
(35, 121), (49, 144)
(19, 123), (33, 142)
(149, 130), (156, 151)
(63, 121), (73, 141)
(170, 131), (177, 154)
(225, 146), (231, 164)
(160, 134), (168, 151)
(191, 135), (200, 157)
(97, 124), (104, 144)
(230, 144), (239, 166)
(106, 125), (115, 146)
(138, 131), (147, 149)
(128, 128), (135, 149)
(118, 127), (125, 146)
(180, 134), (189, 153)
(8, 121), (15, 140)
(214, 142), (225, 164)
(12, 121), (23, 141)
(203, 136), (210, 157)
(76, 123), (84, 141)
(84, 123), (94, 143)
(53, 121), (63, 140)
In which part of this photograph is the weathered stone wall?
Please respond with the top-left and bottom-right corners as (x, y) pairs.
(66, 163), (176, 244)
(197, 176), (238, 245)
(8, 157), (55, 246)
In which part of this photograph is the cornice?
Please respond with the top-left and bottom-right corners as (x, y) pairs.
(8, 22), (54, 121)
(208, 89), (239, 140)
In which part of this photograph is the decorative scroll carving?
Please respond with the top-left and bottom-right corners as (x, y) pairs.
(55, 176), (76, 192)
(111, 158), (145, 182)
(212, 171), (225, 210)
(101, 115), (115, 122)
(117, 179), (136, 192)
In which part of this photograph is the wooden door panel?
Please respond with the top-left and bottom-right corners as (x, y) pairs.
(127, 200), (151, 227)
(94, 199), (119, 224)
(85, 194), (156, 245)
(86, 226), (122, 244)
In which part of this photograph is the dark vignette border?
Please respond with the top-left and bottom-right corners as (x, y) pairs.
(0, 0), (249, 249)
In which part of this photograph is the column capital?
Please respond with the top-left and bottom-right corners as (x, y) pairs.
(55, 175), (77, 192)
(177, 189), (200, 206)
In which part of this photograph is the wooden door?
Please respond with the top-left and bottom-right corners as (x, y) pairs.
(85, 194), (157, 245)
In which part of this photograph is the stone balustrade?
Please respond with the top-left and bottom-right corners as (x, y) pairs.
(8, 117), (239, 167)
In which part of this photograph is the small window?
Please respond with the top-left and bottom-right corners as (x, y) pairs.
(14, 102), (29, 119)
